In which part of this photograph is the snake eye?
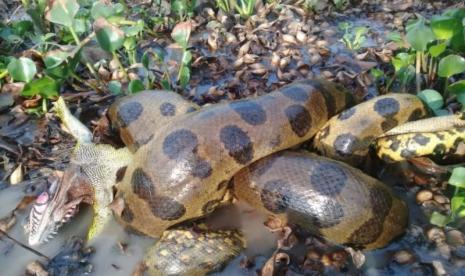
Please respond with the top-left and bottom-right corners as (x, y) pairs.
(36, 192), (49, 205)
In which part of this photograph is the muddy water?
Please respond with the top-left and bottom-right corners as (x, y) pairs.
(0, 183), (277, 275)
(2, 174), (465, 275)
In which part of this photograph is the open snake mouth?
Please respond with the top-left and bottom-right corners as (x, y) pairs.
(27, 167), (93, 246)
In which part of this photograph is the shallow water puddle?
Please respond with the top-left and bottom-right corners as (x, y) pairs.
(0, 184), (277, 275)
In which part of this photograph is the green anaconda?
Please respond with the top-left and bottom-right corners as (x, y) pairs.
(28, 78), (458, 275)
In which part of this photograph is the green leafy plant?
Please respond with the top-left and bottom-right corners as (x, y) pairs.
(171, 0), (196, 20)
(339, 22), (369, 51)
(216, 0), (231, 13)
(390, 9), (465, 98)
(431, 167), (465, 227)
(234, 0), (256, 19)
(171, 21), (192, 89)
(332, 0), (348, 10)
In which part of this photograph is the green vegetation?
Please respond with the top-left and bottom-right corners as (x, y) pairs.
(216, 0), (256, 18)
(338, 22), (368, 51)
(0, 0), (195, 114)
(386, 8), (465, 114)
(430, 167), (465, 227)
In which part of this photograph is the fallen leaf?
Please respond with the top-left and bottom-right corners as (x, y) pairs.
(10, 164), (23, 185)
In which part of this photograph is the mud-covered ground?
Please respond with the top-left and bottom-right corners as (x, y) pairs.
(2, 1), (465, 275)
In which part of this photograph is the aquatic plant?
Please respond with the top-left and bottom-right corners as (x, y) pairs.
(388, 8), (465, 114)
(431, 167), (465, 227)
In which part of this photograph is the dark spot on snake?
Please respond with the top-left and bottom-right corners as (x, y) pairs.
(217, 180), (230, 191)
(116, 166), (127, 182)
(381, 118), (398, 132)
(248, 156), (277, 177)
(285, 105), (312, 137)
(408, 108), (425, 121)
(400, 148), (416, 159)
(121, 205), (134, 223)
(348, 185), (392, 245)
(132, 168), (155, 199)
(220, 125), (254, 165)
(412, 134), (430, 145)
(163, 129), (198, 159)
(369, 185), (392, 217)
(186, 106), (197, 113)
(454, 137), (464, 149)
(347, 216), (383, 246)
(148, 196), (186, 220)
(338, 107), (356, 120)
(202, 199), (221, 214)
(435, 133), (445, 140)
(117, 101), (143, 127)
(261, 179), (291, 213)
(310, 163), (348, 196)
(191, 158), (212, 179)
(333, 133), (360, 155)
(433, 143), (447, 155)
(318, 84), (337, 117)
(374, 98), (400, 118)
(389, 138), (401, 152)
(159, 102), (176, 116)
(280, 84), (309, 102)
(230, 101), (267, 125)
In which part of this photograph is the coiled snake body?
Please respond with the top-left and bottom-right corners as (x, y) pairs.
(31, 79), (439, 275)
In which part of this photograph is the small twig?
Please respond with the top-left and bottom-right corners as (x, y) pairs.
(0, 229), (50, 260)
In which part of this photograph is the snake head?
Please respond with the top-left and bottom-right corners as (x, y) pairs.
(27, 166), (93, 246)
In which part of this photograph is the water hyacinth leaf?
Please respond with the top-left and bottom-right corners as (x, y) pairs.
(91, 2), (115, 19)
(451, 195), (465, 213)
(21, 77), (59, 98)
(108, 80), (122, 95)
(449, 167), (465, 188)
(438, 54), (465, 78)
(417, 89), (443, 110)
(44, 50), (70, 69)
(370, 68), (384, 79)
(447, 80), (465, 105)
(392, 53), (414, 72)
(161, 79), (171, 90)
(430, 212), (451, 227)
(182, 50), (192, 65)
(128, 79), (144, 94)
(12, 20), (34, 36)
(123, 20), (144, 37)
(386, 31), (404, 46)
(429, 43), (447, 58)
(406, 18), (435, 52)
(7, 57), (37, 83)
(179, 65), (190, 88)
(171, 21), (192, 49)
(94, 18), (125, 52)
(123, 37), (137, 51)
(141, 52), (149, 69)
(45, 0), (79, 27)
(431, 15), (461, 40)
